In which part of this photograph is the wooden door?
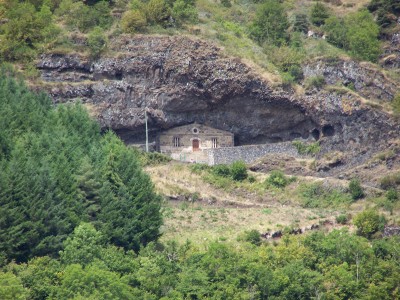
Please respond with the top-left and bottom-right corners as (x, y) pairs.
(192, 139), (199, 151)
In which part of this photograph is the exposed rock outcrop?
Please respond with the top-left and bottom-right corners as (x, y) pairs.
(36, 35), (398, 155)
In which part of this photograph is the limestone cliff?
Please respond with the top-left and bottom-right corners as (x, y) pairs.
(36, 35), (399, 156)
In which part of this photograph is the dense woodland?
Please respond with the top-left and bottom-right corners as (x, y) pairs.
(1, 0), (400, 299)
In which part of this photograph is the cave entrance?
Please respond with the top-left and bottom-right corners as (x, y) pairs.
(311, 129), (320, 141)
(192, 139), (200, 151)
(322, 125), (335, 136)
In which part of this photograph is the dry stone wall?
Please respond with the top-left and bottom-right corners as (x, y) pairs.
(205, 142), (301, 165)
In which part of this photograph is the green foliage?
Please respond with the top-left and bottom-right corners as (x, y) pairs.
(230, 161), (248, 181)
(386, 188), (399, 202)
(51, 263), (136, 299)
(2, 229), (400, 299)
(144, 0), (170, 25)
(293, 13), (309, 33)
(368, 0), (400, 32)
(353, 209), (386, 238)
(265, 170), (292, 188)
(292, 141), (321, 155)
(220, 0), (231, 8)
(0, 72), (162, 262)
(346, 10), (380, 62)
(324, 10), (380, 62)
(87, 27), (108, 59)
(336, 214), (348, 224)
(189, 163), (210, 174)
(0, 272), (28, 300)
(171, 0), (198, 26)
(242, 229), (261, 245)
(299, 182), (353, 208)
(0, 2), (59, 61)
(60, 223), (104, 266)
(121, 10), (147, 33)
(304, 75), (326, 90)
(348, 178), (364, 200)
(250, 0), (289, 46)
(138, 150), (172, 166)
(56, 0), (112, 32)
(310, 2), (330, 26)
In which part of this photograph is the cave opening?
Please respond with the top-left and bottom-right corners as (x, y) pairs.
(311, 129), (320, 140)
(115, 71), (123, 80)
(322, 125), (335, 136)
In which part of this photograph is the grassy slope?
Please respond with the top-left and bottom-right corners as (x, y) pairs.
(145, 160), (399, 245)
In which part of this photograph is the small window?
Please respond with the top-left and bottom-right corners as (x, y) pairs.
(192, 127), (199, 134)
(211, 138), (218, 148)
(173, 137), (180, 147)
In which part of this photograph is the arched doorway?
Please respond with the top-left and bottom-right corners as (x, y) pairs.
(192, 139), (200, 151)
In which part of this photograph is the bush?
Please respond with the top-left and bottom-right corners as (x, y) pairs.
(190, 163), (210, 174)
(139, 151), (172, 166)
(386, 188), (399, 202)
(266, 170), (290, 188)
(299, 182), (353, 208)
(292, 141), (321, 155)
(310, 2), (330, 26)
(58, 0), (112, 32)
(249, 0), (289, 46)
(171, 0), (198, 26)
(293, 13), (309, 33)
(87, 27), (108, 59)
(353, 209), (386, 238)
(243, 230), (261, 246)
(336, 214), (348, 225)
(230, 161), (248, 181)
(305, 76), (326, 90)
(212, 164), (231, 177)
(144, 0), (170, 25)
(121, 10), (147, 33)
(349, 179), (364, 200)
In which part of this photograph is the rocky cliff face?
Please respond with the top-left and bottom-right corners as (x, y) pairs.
(36, 35), (398, 155)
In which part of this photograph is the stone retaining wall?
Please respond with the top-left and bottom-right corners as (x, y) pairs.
(205, 142), (301, 165)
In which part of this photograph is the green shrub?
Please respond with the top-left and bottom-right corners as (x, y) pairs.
(121, 10), (147, 33)
(212, 164), (231, 177)
(299, 182), (352, 208)
(243, 230), (261, 246)
(87, 27), (108, 59)
(230, 161), (248, 181)
(292, 141), (320, 156)
(58, 0), (112, 32)
(336, 214), (348, 225)
(349, 178), (364, 200)
(144, 0), (170, 25)
(293, 13), (309, 33)
(0, 2), (59, 61)
(386, 188), (399, 202)
(190, 163), (210, 174)
(171, 0), (198, 26)
(353, 209), (386, 238)
(249, 0), (289, 46)
(220, 0), (231, 8)
(310, 2), (330, 26)
(266, 170), (289, 188)
(139, 151), (172, 166)
(305, 76), (326, 90)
